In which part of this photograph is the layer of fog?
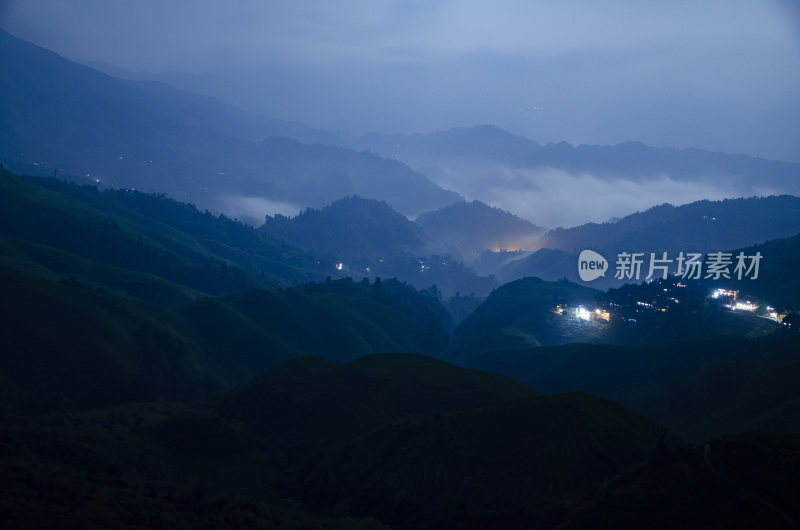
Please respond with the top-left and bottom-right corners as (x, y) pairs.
(421, 163), (779, 229)
(218, 195), (301, 226)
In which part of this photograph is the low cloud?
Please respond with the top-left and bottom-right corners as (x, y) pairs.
(218, 195), (301, 226)
(435, 165), (773, 229)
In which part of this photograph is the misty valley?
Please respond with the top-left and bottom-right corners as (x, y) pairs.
(2, 15), (800, 530)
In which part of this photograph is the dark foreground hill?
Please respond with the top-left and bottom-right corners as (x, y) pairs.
(284, 389), (661, 529)
(221, 354), (536, 452)
(2, 353), (798, 529)
(459, 333), (800, 442)
(0, 267), (219, 412)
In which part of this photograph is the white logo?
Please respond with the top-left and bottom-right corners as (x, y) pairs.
(578, 250), (608, 282)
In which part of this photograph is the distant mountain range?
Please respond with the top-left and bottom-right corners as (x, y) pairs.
(0, 29), (459, 217)
(344, 124), (800, 197)
(329, 125), (800, 229)
(6, 28), (799, 233)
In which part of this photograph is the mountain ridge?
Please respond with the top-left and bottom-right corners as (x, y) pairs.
(0, 28), (459, 217)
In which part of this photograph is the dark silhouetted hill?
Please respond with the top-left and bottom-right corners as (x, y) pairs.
(495, 247), (576, 283)
(169, 278), (453, 385)
(221, 353), (535, 450)
(1, 335), (797, 528)
(0, 260), (453, 412)
(543, 195), (800, 254)
(446, 275), (781, 363)
(0, 168), (325, 296)
(258, 195), (498, 298)
(723, 233), (800, 311)
(497, 196), (800, 286)
(461, 333), (800, 442)
(0, 268), (221, 411)
(260, 196), (434, 259)
(416, 199), (543, 258)
(294, 392), (662, 529)
(445, 277), (603, 359)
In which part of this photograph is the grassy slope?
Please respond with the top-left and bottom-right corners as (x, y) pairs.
(727, 233), (800, 311)
(168, 278), (453, 385)
(0, 264), (454, 411)
(0, 268), (221, 411)
(0, 168), (327, 298)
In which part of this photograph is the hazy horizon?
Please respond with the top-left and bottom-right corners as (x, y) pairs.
(2, 0), (799, 163)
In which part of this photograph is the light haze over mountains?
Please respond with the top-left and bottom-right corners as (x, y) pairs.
(2, 1), (798, 161)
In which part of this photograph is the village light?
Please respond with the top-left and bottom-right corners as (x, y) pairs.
(576, 306), (592, 321)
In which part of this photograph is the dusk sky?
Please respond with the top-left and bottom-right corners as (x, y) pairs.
(2, 0), (799, 161)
